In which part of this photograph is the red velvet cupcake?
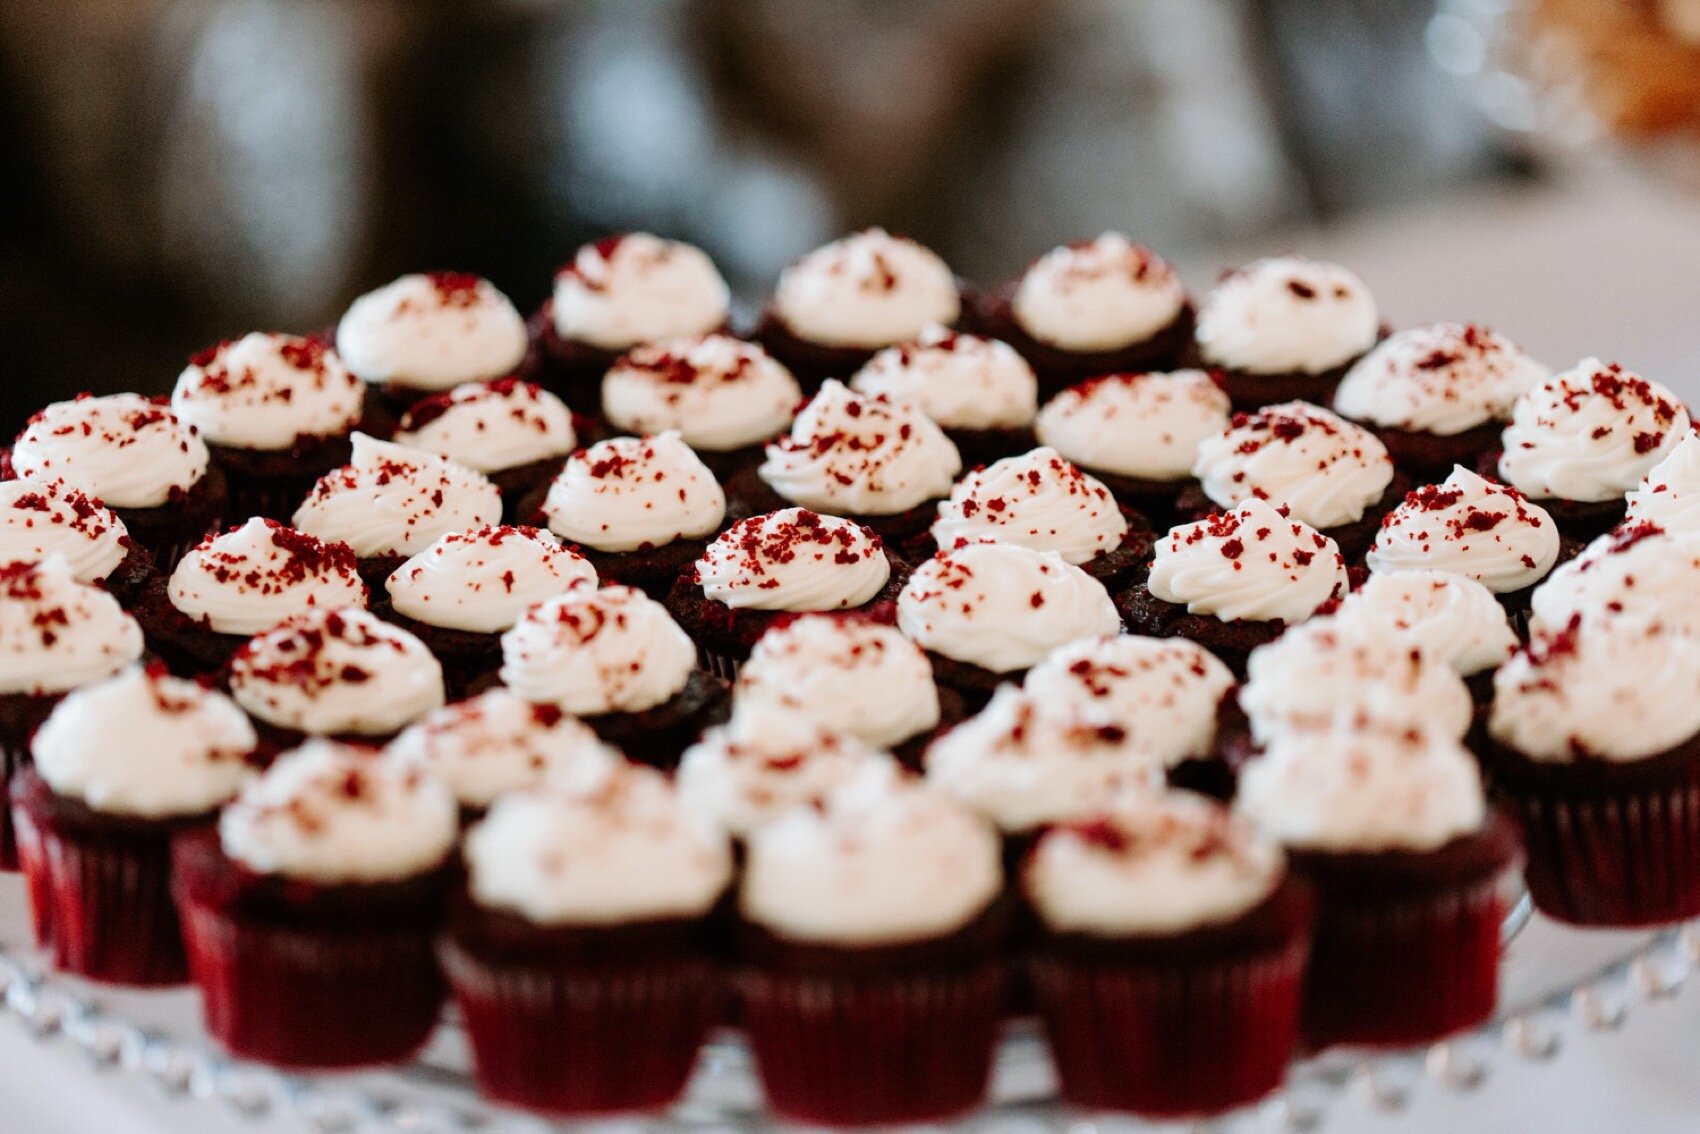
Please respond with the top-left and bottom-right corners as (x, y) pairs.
(1328, 570), (1519, 706)
(393, 378), (579, 517)
(0, 478), (153, 605)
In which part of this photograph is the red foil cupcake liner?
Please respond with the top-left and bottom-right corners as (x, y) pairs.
(11, 805), (51, 946)
(0, 740), (23, 872)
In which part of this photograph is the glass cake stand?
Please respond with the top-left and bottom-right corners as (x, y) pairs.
(0, 876), (1694, 1133)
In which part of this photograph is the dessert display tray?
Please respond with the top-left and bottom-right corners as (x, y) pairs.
(1, 877), (1692, 1133)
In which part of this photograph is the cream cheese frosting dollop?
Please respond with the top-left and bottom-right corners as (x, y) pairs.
(543, 432), (726, 554)
(168, 518), (368, 636)
(385, 525), (595, 634)
(171, 333), (365, 450)
(552, 233), (730, 350)
(1366, 467), (1561, 594)
(1193, 401), (1394, 530)
(499, 582), (696, 715)
(11, 394), (210, 509)
(1332, 569), (1517, 676)
(1626, 432), (1700, 535)
(336, 272), (528, 392)
(1529, 522), (1700, 636)
(772, 228), (960, 349)
(1332, 323), (1548, 435)
(293, 434), (503, 558)
(1146, 498), (1347, 624)
(850, 326), (1038, 431)
(1036, 370), (1231, 481)
(1011, 234), (1187, 352)
(931, 447), (1129, 565)
(0, 478), (131, 584)
(1195, 257), (1378, 375)
(393, 378), (577, 475)
(601, 334), (801, 452)
(0, 559), (143, 695)
(693, 508), (890, 612)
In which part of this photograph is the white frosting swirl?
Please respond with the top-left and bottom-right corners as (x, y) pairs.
(1366, 467), (1561, 594)
(0, 479), (130, 584)
(169, 518), (367, 636)
(602, 334), (801, 451)
(393, 379), (576, 474)
(1194, 401), (1394, 530)
(850, 326), (1038, 431)
(1530, 523), (1700, 636)
(1147, 499), (1347, 624)
(32, 665), (255, 818)
(1333, 323), (1549, 435)
(0, 559), (143, 694)
(1627, 432), (1700, 535)
(1333, 570), (1516, 677)
(499, 582), (696, 715)
(898, 540), (1121, 672)
(759, 381), (961, 516)
(229, 607), (445, 736)
(542, 432), (725, 554)
(1499, 359), (1690, 503)
(171, 333), (364, 449)
(11, 394), (210, 509)
(336, 272), (528, 391)
(772, 229), (960, 348)
(1012, 234), (1187, 351)
(1036, 370), (1231, 481)
(293, 434), (503, 558)
(931, 447), (1129, 566)
(694, 509), (890, 612)
(385, 525), (595, 634)
(1196, 257), (1378, 375)
(552, 234), (730, 350)
(220, 740), (458, 882)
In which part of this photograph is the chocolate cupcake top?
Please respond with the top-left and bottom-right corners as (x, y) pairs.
(1011, 233), (1187, 352)
(931, 447), (1130, 566)
(1333, 569), (1517, 677)
(924, 684), (1164, 834)
(1332, 323), (1548, 435)
(0, 478), (131, 585)
(220, 740), (458, 882)
(897, 540), (1120, 673)
(850, 326), (1039, 431)
(465, 761), (733, 925)
(759, 380), (961, 516)
(1035, 369), (1231, 481)
(1194, 401), (1395, 530)
(229, 607), (445, 737)
(1498, 358), (1690, 503)
(385, 525), (595, 634)
(1023, 635), (1236, 766)
(1195, 257), (1378, 376)
(1529, 522), (1700, 636)
(293, 434), (503, 558)
(32, 665), (255, 818)
(677, 713), (896, 837)
(171, 333), (365, 450)
(552, 233), (730, 351)
(393, 378), (577, 475)
(336, 271), (528, 392)
(772, 228), (960, 349)
(601, 334), (802, 452)
(1365, 467), (1560, 594)
(1626, 431), (1700, 534)
(1025, 791), (1283, 936)
(732, 613), (940, 749)
(1237, 720), (1485, 852)
(386, 689), (620, 808)
(740, 763), (1001, 946)
(500, 582), (696, 715)
(543, 432), (726, 554)
(169, 518), (367, 636)
(694, 508), (890, 612)
(1147, 498), (1347, 624)
(12, 393), (211, 509)
(1490, 616), (1700, 762)
(0, 558), (143, 695)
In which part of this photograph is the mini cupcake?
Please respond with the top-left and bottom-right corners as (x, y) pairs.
(172, 740), (458, 1067)
(600, 334), (802, 478)
(171, 333), (369, 519)
(849, 326), (1039, 465)
(1193, 257), (1380, 410)
(1185, 401), (1400, 558)
(293, 433), (503, 587)
(1123, 498), (1348, 675)
(393, 378), (578, 513)
(1026, 790), (1309, 1117)
(227, 607), (445, 753)
(539, 432), (727, 598)
(500, 581), (729, 768)
(135, 518), (367, 677)
(920, 447), (1153, 588)
(1529, 521), (1700, 636)
(379, 525), (596, 692)
(12, 665), (253, 984)
(1237, 721), (1520, 1048)
(733, 380), (961, 543)
(897, 539), (1122, 708)
(537, 233), (732, 410)
(444, 761), (732, 1114)
(1496, 358), (1690, 540)
(1332, 570), (1518, 701)
(7, 393), (227, 569)
(0, 478), (152, 603)
(736, 766), (1009, 1125)
(1485, 616), (1700, 926)
(970, 234), (1192, 398)
(1626, 430), (1700, 534)
(755, 228), (962, 390)
(1332, 323), (1548, 479)
(667, 508), (904, 678)
(1035, 369), (1232, 524)
(336, 271), (531, 417)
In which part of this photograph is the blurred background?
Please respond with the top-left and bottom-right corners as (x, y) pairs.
(1, 0), (1697, 434)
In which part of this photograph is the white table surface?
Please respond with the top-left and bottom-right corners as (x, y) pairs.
(4, 166), (1700, 1134)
